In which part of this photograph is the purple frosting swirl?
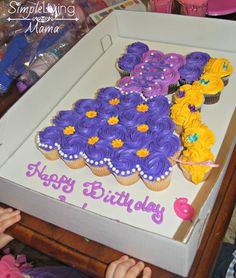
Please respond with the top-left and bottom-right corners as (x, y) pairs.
(38, 126), (63, 151)
(143, 82), (168, 97)
(142, 50), (165, 63)
(84, 139), (112, 164)
(186, 51), (211, 67)
(141, 151), (172, 180)
(147, 96), (170, 116)
(127, 42), (149, 56)
(98, 124), (126, 141)
(110, 148), (138, 175)
(179, 64), (203, 83)
(125, 130), (151, 150)
(118, 76), (143, 93)
(53, 110), (80, 128)
(159, 68), (180, 85)
(96, 87), (122, 103)
(151, 134), (180, 157)
(119, 108), (148, 127)
(162, 53), (186, 70)
(148, 116), (175, 135)
(120, 92), (144, 109)
(60, 135), (85, 160)
(118, 53), (141, 72)
(74, 99), (101, 116)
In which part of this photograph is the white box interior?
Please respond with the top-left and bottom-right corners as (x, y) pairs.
(0, 11), (236, 276)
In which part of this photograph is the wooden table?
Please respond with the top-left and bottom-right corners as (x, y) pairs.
(1, 12), (236, 278)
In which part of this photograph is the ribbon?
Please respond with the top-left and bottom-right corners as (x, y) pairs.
(171, 157), (219, 168)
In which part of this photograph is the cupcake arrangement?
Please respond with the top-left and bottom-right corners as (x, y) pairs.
(36, 88), (181, 191)
(36, 41), (233, 188)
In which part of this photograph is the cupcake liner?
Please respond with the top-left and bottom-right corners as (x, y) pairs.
(180, 3), (207, 17)
(204, 91), (221, 105)
(114, 172), (140, 186)
(89, 165), (111, 177)
(175, 124), (184, 135)
(168, 83), (179, 95)
(222, 75), (229, 86)
(63, 158), (86, 169)
(142, 173), (171, 191)
(39, 149), (59, 160)
(115, 61), (130, 78)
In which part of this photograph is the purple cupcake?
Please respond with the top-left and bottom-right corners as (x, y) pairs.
(96, 87), (122, 107)
(59, 134), (86, 169)
(108, 147), (140, 185)
(139, 151), (172, 191)
(186, 51), (211, 67)
(127, 42), (149, 56)
(117, 53), (141, 76)
(118, 76), (143, 94)
(179, 64), (203, 84)
(142, 50), (165, 63)
(37, 126), (63, 160)
(53, 110), (80, 128)
(147, 115), (175, 135)
(143, 82), (168, 98)
(162, 53), (186, 70)
(147, 96), (170, 116)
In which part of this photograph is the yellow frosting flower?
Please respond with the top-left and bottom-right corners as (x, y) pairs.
(109, 98), (120, 106)
(136, 103), (149, 112)
(63, 126), (76, 135)
(170, 103), (201, 129)
(204, 58), (233, 77)
(111, 139), (124, 148)
(107, 116), (119, 125)
(181, 120), (215, 148)
(181, 147), (215, 184)
(136, 148), (150, 158)
(86, 110), (97, 118)
(88, 136), (99, 145)
(137, 124), (149, 133)
(193, 72), (224, 95)
(174, 84), (204, 108)
(204, 58), (216, 73)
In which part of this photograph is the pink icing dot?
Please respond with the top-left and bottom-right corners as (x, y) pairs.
(174, 198), (194, 221)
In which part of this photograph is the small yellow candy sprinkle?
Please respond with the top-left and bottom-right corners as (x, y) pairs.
(108, 116), (119, 125)
(111, 139), (124, 148)
(136, 103), (149, 112)
(109, 98), (120, 106)
(88, 136), (99, 145)
(63, 126), (76, 135)
(136, 148), (150, 158)
(86, 110), (97, 118)
(137, 124), (149, 133)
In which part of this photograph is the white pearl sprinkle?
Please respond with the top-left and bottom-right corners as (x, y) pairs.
(115, 169), (119, 174)
(161, 175), (165, 179)
(143, 174), (147, 179)
(121, 171), (125, 176)
(140, 171), (144, 175)
(95, 161), (98, 165)
(149, 176), (153, 180)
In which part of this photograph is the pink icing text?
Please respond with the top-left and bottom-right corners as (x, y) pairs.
(26, 161), (76, 201)
(83, 181), (165, 224)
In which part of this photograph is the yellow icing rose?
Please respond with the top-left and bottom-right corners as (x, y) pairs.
(174, 84), (204, 108)
(181, 147), (215, 184)
(170, 103), (201, 128)
(203, 58), (216, 73)
(193, 72), (224, 95)
(181, 120), (215, 148)
(204, 58), (233, 77)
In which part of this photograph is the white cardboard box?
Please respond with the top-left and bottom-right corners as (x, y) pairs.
(0, 11), (236, 276)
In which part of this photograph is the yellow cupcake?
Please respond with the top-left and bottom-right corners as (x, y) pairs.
(181, 120), (215, 149)
(180, 147), (215, 184)
(170, 102), (201, 130)
(204, 58), (233, 78)
(174, 84), (204, 109)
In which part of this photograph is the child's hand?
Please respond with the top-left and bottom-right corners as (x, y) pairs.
(105, 255), (152, 278)
(0, 207), (21, 249)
